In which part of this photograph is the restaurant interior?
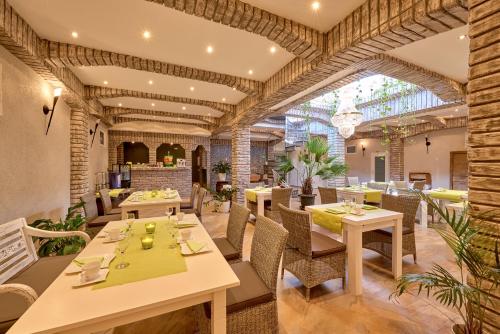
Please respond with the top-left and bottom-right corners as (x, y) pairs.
(0, 0), (499, 333)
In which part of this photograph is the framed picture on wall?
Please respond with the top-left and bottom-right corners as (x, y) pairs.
(100, 131), (105, 145)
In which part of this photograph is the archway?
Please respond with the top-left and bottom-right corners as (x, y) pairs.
(192, 145), (207, 188)
(156, 143), (186, 166)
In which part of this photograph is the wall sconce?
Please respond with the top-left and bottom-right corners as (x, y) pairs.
(89, 119), (101, 147)
(43, 87), (62, 135)
(361, 143), (366, 156)
(425, 136), (431, 154)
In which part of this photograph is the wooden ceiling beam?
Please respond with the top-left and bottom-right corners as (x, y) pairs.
(113, 116), (212, 130)
(105, 107), (218, 124)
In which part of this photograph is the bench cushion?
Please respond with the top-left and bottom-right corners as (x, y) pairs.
(213, 238), (240, 261)
(204, 261), (274, 318)
(0, 254), (77, 333)
(311, 231), (346, 258)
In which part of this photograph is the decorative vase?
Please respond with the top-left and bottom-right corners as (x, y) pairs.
(218, 173), (226, 181)
(218, 200), (231, 213)
(299, 194), (316, 210)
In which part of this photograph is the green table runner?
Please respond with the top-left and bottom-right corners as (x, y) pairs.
(429, 189), (467, 202)
(129, 190), (178, 202)
(245, 188), (272, 202)
(94, 220), (187, 289)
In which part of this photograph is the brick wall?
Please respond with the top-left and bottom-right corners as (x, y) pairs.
(231, 125), (251, 203)
(389, 138), (404, 181)
(327, 127), (346, 187)
(70, 109), (89, 206)
(130, 168), (191, 198)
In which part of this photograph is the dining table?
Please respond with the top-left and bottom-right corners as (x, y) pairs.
(305, 203), (403, 296)
(425, 188), (468, 222)
(336, 186), (384, 204)
(244, 187), (272, 216)
(8, 214), (239, 334)
(119, 190), (182, 219)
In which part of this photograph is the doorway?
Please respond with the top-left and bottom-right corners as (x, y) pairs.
(192, 146), (207, 188)
(371, 152), (388, 182)
(450, 151), (468, 190)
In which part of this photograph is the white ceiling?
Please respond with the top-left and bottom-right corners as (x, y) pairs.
(10, 0), (295, 81)
(386, 26), (469, 83)
(111, 121), (211, 136)
(245, 0), (366, 32)
(120, 114), (206, 125)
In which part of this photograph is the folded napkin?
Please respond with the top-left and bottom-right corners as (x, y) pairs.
(73, 256), (104, 267)
(362, 205), (378, 210)
(186, 240), (206, 253)
(176, 222), (197, 229)
(325, 208), (346, 215)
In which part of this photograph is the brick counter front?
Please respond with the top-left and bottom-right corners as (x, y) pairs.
(131, 167), (192, 198)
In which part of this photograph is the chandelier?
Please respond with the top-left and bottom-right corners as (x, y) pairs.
(331, 96), (363, 139)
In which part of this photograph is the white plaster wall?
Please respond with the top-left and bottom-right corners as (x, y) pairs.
(346, 138), (387, 183)
(88, 116), (109, 191)
(0, 45), (71, 224)
(404, 128), (467, 188)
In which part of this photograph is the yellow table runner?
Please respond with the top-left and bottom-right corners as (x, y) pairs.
(93, 220), (187, 289)
(95, 189), (124, 198)
(338, 187), (383, 203)
(429, 189), (467, 202)
(310, 207), (346, 234)
(245, 188), (272, 202)
(130, 190), (178, 202)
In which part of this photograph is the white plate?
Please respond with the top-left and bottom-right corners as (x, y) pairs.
(180, 243), (210, 256)
(66, 254), (116, 274)
(72, 269), (109, 287)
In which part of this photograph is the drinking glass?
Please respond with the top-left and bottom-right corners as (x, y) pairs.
(126, 219), (134, 236)
(115, 239), (130, 269)
(168, 227), (177, 249)
(165, 207), (174, 221)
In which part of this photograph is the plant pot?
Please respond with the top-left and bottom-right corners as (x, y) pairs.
(218, 173), (226, 181)
(299, 194), (316, 210)
(217, 200), (231, 213)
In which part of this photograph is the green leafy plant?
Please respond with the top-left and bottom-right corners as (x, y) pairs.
(275, 156), (294, 185)
(298, 136), (348, 195)
(30, 202), (88, 257)
(212, 160), (231, 174)
(391, 193), (500, 334)
(211, 187), (238, 202)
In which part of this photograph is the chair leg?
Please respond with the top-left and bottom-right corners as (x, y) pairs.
(281, 266), (285, 279)
(305, 288), (311, 302)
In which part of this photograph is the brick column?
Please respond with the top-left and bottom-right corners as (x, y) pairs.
(468, 1), (500, 332)
(389, 137), (404, 181)
(327, 127), (346, 187)
(70, 108), (89, 206)
(231, 124), (250, 203)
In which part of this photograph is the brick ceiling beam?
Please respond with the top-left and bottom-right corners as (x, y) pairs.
(42, 40), (263, 96)
(0, 1), (105, 117)
(145, 0), (324, 62)
(113, 116), (212, 130)
(104, 107), (217, 124)
(222, 0), (468, 127)
(85, 85), (234, 114)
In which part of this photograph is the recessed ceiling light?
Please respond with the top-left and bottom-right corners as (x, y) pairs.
(182, 106), (186, 110)
(118, 103), (122, 107)
(222, 97), (226, 102)
(206, 45), (214, 54)
(148, 80), (153, 85)
(103, 80), (108, 85)
(190, 86), (195, 91)
(177, 117), (181, 121)
(459, 35), (466, 40)
(455, 108), (459, 112)
(311, 1), (320, 11)
(151, 103), (155, 107)
(71, 31), (78, 38)
(270, 46), (277, 54)
(232, 87), (236, 91)
(248, 69), (253, 75)
(208, 112), (211, 116)
(143, 30), (151, 39)
(131, 141), (135, 144)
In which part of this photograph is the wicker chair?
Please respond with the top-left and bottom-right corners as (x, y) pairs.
(197, 215), (289, 334)
(80, 193), (121, 232)
(213, 203), (251, 263)
(367, 182), (389, 193)
(264, 188), (292, 224)
(278, 204), (346, 301)
(412, 181), (426, 191)
(180, 183), (200, 210)
(318, 187), (337, 204)
(362, 194), (420, 263)
(98, 189), (122, 215)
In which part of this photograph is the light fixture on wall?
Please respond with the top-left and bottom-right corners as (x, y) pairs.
(43, 87), (63, 135)
(89, 119), (101, 147)
(361, 142), (366, 156)
(425, 136), (431, 154)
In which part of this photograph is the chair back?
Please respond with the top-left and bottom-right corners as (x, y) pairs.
(393, 181), (408, 189)
(195, 188), (207, 216)
(381, 194), (420, 232)
(250, 215), (288, 295)
(347, 177), (359, 186)
(99, 189), (113, 214)
(367, 182), (389, 193)
(318, 187), (337, 204)
(278, 204), (312, 257)
(0, 218), (37, 284)
(270, 187), (292, 211)
(412, 181), (425, 191)
(226, 203), (250, 253)
(80, 193), (98, 219)
(190, 183), (200, 206)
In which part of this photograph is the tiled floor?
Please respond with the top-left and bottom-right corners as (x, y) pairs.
(201, 198), (462, 334)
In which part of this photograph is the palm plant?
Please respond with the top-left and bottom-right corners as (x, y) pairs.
(275, 155), (294, 186)
(391, 192), (500, 333)
(298, 136), (347, 195)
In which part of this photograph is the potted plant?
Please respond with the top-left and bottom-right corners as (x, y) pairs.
(391, 193), (500, 334)
(298, 136), (348, 208)
(211, 186), (238, 213)
(275, 155), (294, 187)
(212, 160), (231, 182)
(30, 202), (88, 256)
